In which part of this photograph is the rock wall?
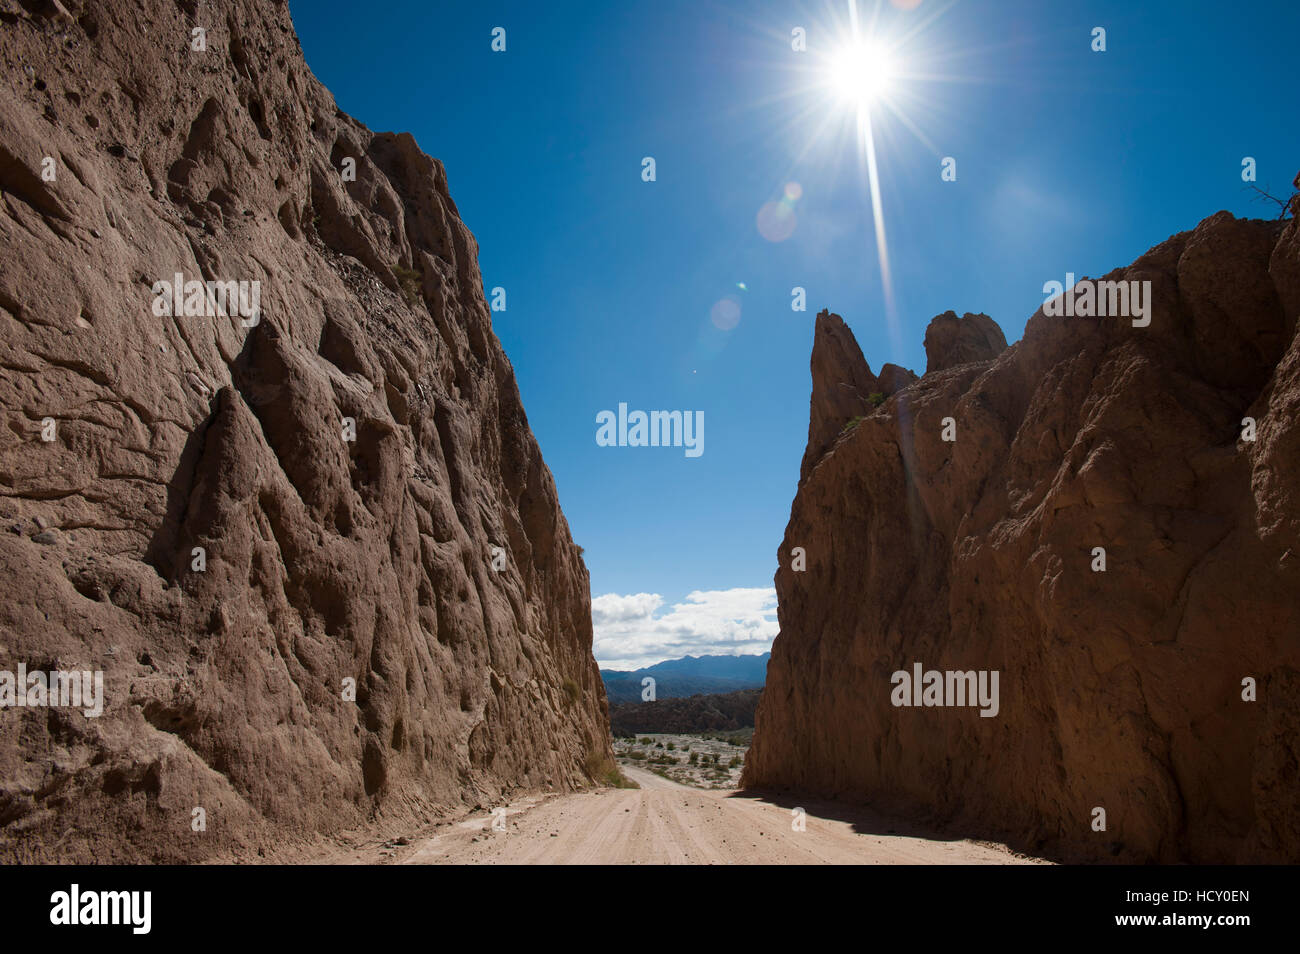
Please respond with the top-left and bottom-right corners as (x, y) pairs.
(0, 0), (610, 862)
(745, 209), (1300, 863)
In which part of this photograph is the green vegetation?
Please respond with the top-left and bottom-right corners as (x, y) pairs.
(868, 391), (886, 407)
(392, 263), (423, 305)
(585, 751), (639, 789)
(609, 730), (751, 791)
(705, 728), (753, 744)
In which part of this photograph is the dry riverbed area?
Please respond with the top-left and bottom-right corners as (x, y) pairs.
(613, 732), (751, 789)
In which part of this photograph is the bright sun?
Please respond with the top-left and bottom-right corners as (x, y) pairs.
(828, 39), (896, 105)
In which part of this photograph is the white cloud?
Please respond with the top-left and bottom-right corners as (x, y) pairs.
(590, 592), (663, 622)
(592, 587), (778, 670)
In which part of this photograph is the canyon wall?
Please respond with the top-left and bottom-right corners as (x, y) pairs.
(0, 0), (610, 862)
(745, 208), (1300, 863)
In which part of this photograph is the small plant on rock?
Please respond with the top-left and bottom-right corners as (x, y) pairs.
(392, 263), (423, 305)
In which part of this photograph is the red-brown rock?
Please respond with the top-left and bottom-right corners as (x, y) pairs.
(746, 210), (1300, 863)
(0, 0), (610, 862)
(923, 310), (1007, 374)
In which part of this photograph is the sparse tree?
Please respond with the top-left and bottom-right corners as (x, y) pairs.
(1245, 171), (1299, 220)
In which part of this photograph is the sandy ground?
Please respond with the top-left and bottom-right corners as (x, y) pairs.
(384, 766), (1046, 865)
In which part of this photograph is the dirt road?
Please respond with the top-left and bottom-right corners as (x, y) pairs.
(399, 766), (1044, 865)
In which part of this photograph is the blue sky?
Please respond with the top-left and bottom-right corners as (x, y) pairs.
(291, 0), (1299, 667)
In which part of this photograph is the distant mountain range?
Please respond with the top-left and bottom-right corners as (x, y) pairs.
(600, 653), (770, 704)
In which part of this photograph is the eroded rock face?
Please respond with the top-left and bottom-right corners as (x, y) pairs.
(923, 310), (1007, 374)
(800, 311), (919, 483)
(0, 0), (610, 862)
(746, 210), (1300, 863)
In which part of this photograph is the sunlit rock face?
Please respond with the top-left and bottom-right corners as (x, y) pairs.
(746, 210), (1300, 863)
(0, 0), (609, 862)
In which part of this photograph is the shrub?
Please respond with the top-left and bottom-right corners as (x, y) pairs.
(392, 264), (423, 305)
(561, 678), (580, 707)
(585, 751), (638, 789)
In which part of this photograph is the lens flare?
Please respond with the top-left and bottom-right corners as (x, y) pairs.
(756, 201), (795, 242)
(710, 297), (742, 330)
(757, 182), (803, 242)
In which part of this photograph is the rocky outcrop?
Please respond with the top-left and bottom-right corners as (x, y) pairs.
(0, 0), (610, 862)
(745, 209), (1300, 863)
(923, 310), (1007, 373)
(876, 362), (918, 397)
(800, 311), (918, 482)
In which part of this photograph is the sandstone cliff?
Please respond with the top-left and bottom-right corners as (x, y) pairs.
(0, 0), (610, 862)
(745, 209), (1300, 863)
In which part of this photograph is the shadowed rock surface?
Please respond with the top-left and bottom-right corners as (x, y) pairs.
(800, 311), (920, 483)
(744, 209), (1300, 863)
(0, 0), (609, 862)
(923, 310), (1007, 373)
